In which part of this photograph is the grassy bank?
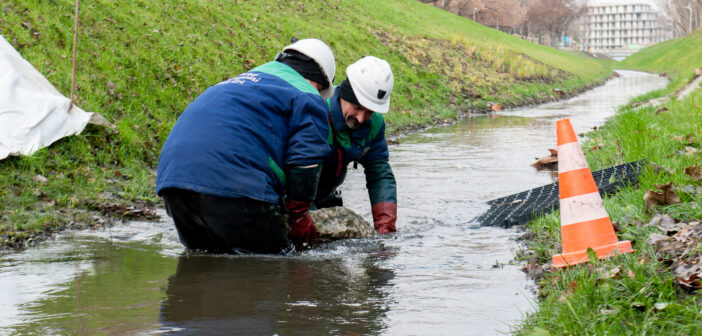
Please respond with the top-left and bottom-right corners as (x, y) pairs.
(516, 31), (702, 335)
(619, 29), (702, 93)
(0, 0), (613, 249)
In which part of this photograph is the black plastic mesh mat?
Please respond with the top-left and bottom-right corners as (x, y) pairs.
(474, 160), (648, 228)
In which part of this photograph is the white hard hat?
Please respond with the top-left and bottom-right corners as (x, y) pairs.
(346, 56), (394, 113)
(283, 38), (336, 98)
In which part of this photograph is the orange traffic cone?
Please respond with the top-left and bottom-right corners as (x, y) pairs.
(552, 119), (634, 268)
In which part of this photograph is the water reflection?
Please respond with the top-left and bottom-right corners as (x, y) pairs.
(159, 253), (394, 335)
(2, 238), (175, 335)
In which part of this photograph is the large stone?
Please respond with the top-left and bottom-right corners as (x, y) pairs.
(310, 206), (374, 241)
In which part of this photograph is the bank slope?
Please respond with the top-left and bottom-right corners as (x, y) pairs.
(620, 29), (702, 91)
(0, 0), (612, 247)
(516, 31), (702, 335)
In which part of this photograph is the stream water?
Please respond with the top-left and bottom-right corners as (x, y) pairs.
(0, 70), (667, 335)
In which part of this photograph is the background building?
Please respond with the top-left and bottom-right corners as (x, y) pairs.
(579, 1), (669, 59)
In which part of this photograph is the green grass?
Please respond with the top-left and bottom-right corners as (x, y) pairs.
(0, 0), (613, 246)
(620, 29), (702, 95)
(516, 31), (702, 335)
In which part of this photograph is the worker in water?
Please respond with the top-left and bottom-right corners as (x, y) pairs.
(314, 56), (397, 234)
(156, 38), (336, 254)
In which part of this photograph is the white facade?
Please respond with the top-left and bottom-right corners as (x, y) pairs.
(580, 2), (666, 53)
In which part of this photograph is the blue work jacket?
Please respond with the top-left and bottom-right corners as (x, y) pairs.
(156, 62), (330, 203)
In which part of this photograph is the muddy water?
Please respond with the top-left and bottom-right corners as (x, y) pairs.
(0, 70), (666, 335)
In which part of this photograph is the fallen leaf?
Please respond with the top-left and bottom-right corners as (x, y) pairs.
(646, 214), (665, 227)
(597, 266), (621, 279)
(31, 174), (48, 183)
(672, 225), (702, 244)
(612, 221), (622, 232)
(627, 270), (635, 278)
(655, 106), (668, 115)
(643, 182), (681, 213)
(531, 149), (558, 169)
(646, 233), (671, 246)
(657, 215), (685, 235)
(653, 302), (670, 311)
(650, 162), (673, 174)
(684, 166), (701, 181)
(673, 261), (702, 289)
(600, 308), (616, 315)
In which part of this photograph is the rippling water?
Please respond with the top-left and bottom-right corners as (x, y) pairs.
(0, 70), (667, 335)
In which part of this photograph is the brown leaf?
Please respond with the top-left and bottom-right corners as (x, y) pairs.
(643, 189), (667, 213)
(627, 270), (635, 278)
(655, 106), (668, 115)
(612, 221), (621, 232)
(673, 261), (702, 289)
(531, 155), (558, 168)
(672, 225), (702, 245)
(643, 182), (681, 212)
(650, 162), (673, 175)
(646, 233), (671, 246)
(684, 166), (701, 181)
(657, 214), (684, 235)
(656, 182), (681, 205)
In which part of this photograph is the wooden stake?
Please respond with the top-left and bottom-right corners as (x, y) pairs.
(68, 0), (79, 113)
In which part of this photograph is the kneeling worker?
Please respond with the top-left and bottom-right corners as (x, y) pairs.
(156, 38), (335, 254)
(315, 56), (397, 234)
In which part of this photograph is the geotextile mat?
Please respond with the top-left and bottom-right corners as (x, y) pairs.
(475, 160), (648, 228)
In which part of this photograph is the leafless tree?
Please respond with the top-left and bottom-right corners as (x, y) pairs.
(419, 0), (528, 31)
(525, 0), (586, 45)
(655, 0), (701, 36)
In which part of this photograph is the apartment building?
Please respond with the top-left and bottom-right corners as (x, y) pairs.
(580, 1), (666, 54)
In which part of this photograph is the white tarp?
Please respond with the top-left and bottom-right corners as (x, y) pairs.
(0, 34), (93, 160)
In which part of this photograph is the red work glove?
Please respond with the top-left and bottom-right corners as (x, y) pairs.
(372, 202), (397, 234)
(286, 199), (318, 244)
